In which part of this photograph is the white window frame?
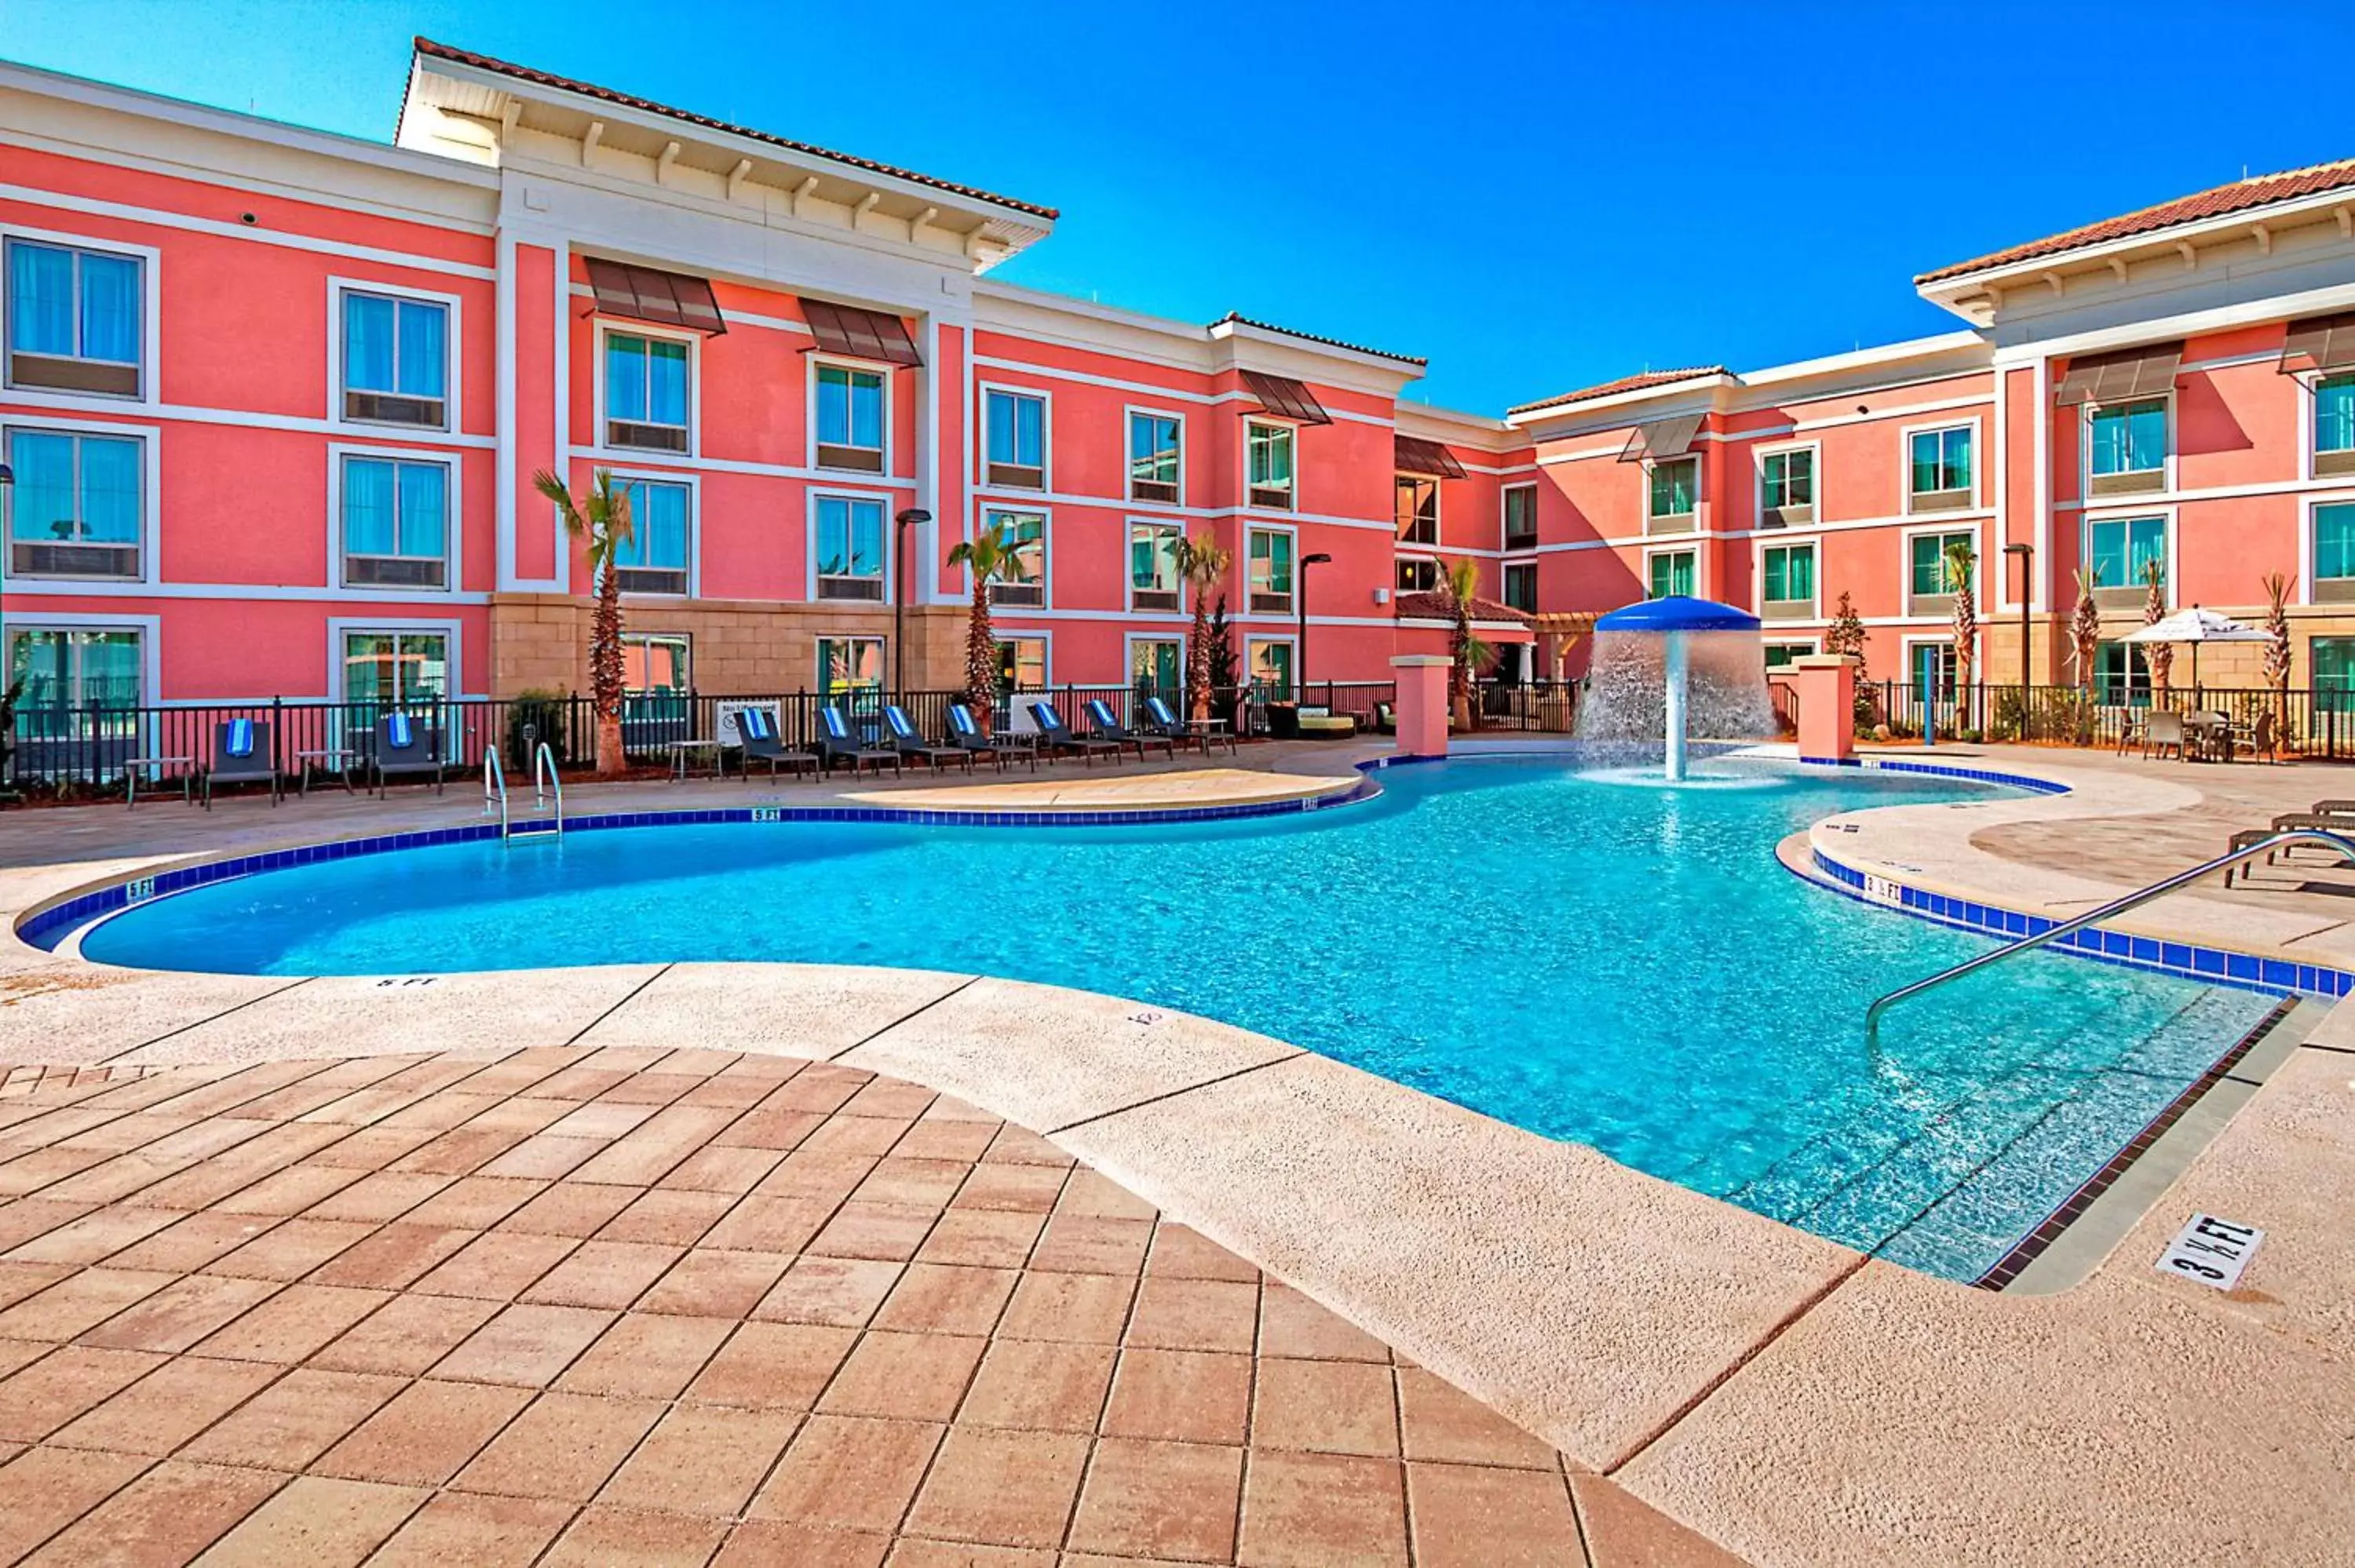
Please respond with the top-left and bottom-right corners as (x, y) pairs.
(1641, 542), (1699, 600)
(807, 485), (894, 603)
(1394, 470), (1441, 546)
(809, 354), (892, 475)
(993, 630), (1053, 696)
(1125, 518), (1185, 616)
(622, 630), (693, 693)
(1753, 536), (1823, 622)
(1124, 403), (1186, 507)
(1643, 454), (1701, 527)
(980, 505), (1050, 610)
(1501, 559), (1539, 614)
(1245, 523), (1298, 614)
(1754, 439), (1820, 525)
(1762, 638), (1821, 671)
(2302, 368), (2355, 480)
(815, 633), (889, 698)
(1244, 634), (1298, 696)
(604, 466), (700, 600)
(1501, 481), (1539, 550)
(327, 616), (466, 709)
(2080, 392), (2174, 490)
(1394, 553), (1441, 593)
(1900, 523), (1981, 618)
(2297, 489), (2355, 606)
(1124, 632), (1185, 691)
(1244, 418), (1298, 512)
(327, 275), (462, 436)
(0, 223), (161, 408)
(593, 319), (699, 458)
(327, 441), (460, 595)
(1901, 418), (1979, 513)
(2079, 507), (2177, 605)
(979, 381), (1051, 492)
(1900, 635), (1963, 698)
(4, 611), (158, 709)
(0, 413), (162, 587)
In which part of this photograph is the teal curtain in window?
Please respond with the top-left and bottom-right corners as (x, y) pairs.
(396, 463), (447, 557)
(1765, 547), (1813, 601)
(1649, 460), (1696, 516)
(2318, 504), (2355, 581)
(7, 431), (74, 542)
(817, 497), (882, 578)
(78, 253), (140, 363)
(988, 392), (1042, 466)
(818, 366), (883, 450)
(1251, 531), (1292, 593)
(1909, 534), (1957, 595)
(616, 482), (688, 569)
(2089, 517), (2164, 587)
(6, 432), (139, 544)
(345, 294), (395, 392)
(2319, 375), (2355, 454)
(7, 242), (75, 356)
(608, 335), (648, 423)
(395, 301), (446, 398)
(2091, 401), (2165, 475)
(1248, 426), (1292, 487)
(342, 458), (397, 555)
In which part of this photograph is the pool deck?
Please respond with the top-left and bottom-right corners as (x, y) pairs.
(0, 741), (2349, 1564)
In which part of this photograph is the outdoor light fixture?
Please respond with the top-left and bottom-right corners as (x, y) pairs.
(892, 508), (932, 695)
(1298, 552), (1333, 700)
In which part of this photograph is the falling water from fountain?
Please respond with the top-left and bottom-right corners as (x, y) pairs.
(1573, 596), (1775, 783)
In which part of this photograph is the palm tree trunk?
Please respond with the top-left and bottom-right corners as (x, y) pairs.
(1188, 591), (1214, 722)
(592, 563), (626, 775)
(964, 574), (997, 738)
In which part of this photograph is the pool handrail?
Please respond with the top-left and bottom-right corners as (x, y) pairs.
(1863, 826), (2355, 1051)
(483, 744), (508, 839)
(533, 741), (562, 837)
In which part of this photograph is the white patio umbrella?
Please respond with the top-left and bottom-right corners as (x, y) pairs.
(2119, 606), (2268, 692)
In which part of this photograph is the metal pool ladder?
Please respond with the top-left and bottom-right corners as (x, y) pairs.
(481, 743), (564, 843)
(1864, 826), (2355, 1051)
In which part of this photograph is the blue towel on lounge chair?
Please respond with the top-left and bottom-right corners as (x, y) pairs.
(820, 707), (850, 741)
(885, 707), (919, 742)
(1086, 698), (1120, 732)
(385, 712), (413, 749)
(223, 717), (255, 757)
(947, 704), (980, 738)
(737, 706), (775, 742)
(1145, 695), (1178, 728)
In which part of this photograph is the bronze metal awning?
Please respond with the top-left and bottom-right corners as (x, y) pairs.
(1240, 370), (1331, 425)
(800, 298), (923, 367)
(2281, 311), (2355, 375)
(582, 259), (726, 334)
(1393, 435), (1466, 479)
(2054, 341), (2182, 405)
(1616, 413), (1703, 463)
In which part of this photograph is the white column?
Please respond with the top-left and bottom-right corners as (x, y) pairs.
(1663, 629), (1689, 782)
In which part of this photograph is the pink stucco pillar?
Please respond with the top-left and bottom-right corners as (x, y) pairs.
(1795, 655), (1858, 764)
(1390, 655), (1452, 757)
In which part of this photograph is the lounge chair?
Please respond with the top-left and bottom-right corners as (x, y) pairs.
(1029, 701), (1123, 766)
(1295, 704), (1357, 739)
(1084, 698), (1175, 761)
(732, 705), (817, 782)
(1373, 701), (1397, 736)
(947, 703), (1036, 773)
(883, 706), (973, 773)
(815, 706), (901, 778)
(367, 712), (446, 795)
(201, 718), (279, 809)
(1142, 695), (1236, 757)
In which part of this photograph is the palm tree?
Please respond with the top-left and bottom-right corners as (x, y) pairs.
(944, 527), (1020, 738)
(1944, 540), (1977, 703)
(531, 469), (633, 775)
(1437, 557), (1492, 729)
(1167, 533), (1232, 720)
(2068, 568), (2103, 745)
(2141, 557), (2173, 704)
(2261, 571), (2294, 726)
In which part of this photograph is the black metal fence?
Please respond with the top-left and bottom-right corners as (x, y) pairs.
(1857, 682), (2353, 758)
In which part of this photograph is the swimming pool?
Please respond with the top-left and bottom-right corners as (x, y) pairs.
(68, 754), (2280, 1282)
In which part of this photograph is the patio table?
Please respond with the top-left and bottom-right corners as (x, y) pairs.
(666, 738), (732, 782)
(1185, 717), (1238, 757)
(2184, 712), (2233, 762)
(124, 755), (193, 809)
(298, 746), (360, 797)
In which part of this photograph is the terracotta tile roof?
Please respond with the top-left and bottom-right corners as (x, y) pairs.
(1210, 312), (1426, 368)
(1394, 590), (1533, 626)
(1506, 367), (1727, 416)
(1917, 158), (2355, 284)
(411, 38), (1058, 221)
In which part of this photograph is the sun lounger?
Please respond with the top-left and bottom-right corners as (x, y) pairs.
(1029, 702), (1123, 766)
(815, 706), (901, 778)
(201, 718), (279, 809)
(1141, 695), (1235, 757)
(884, 706), (974, 772)
(947, 703), (1036, 772)
(732, 705), (818, 782)
(1084, 698), (1175, 761)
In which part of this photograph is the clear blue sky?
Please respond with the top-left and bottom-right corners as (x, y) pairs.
(9, 0), (2349, 413)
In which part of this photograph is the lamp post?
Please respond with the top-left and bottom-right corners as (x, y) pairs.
(1, 461), (13, 802)
(2004, 542), (2033, 738)
(891, 508), (932, 698)
(1297, 552), (1331, 704)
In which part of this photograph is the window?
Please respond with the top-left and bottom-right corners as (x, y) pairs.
(1247, 529), (1294, 612)
(1502, 562), (1537, 612)
(1129, 522), (1182, 613)
(995, 637), (1046, 695)
(1396, 556), (1439, 593)
(1247, 421), (1294, 510)
(1648, 458), (1698, 527)
(1129, 412), (1181, 503)
(2317, 502), (2355, 602)
(1760, 449), (1813, 525)
(614, 478), (691, 595)
(343, 631), (448, 710)
(4, 238), (141, 397)
(623, 633), (691, 693)
(1396, 475), (1439, 545)
(1761, 543), (1814, 618)
(1503, 484), (1537, 549)
(1908, 530), (1973, 604)
(1247, 637), (1294, 698)
(2317, 374), (2355, 476)
(815, 494), (886, 601)
(340, 455), (449, 589)
(1131, 638), (1182, 697)
(9, 628), (140, 724)
(1911, 642), (1957, 700)
(5, 427), (142, 579)
(1762, 642), (1816, 670)
(2087, 516), (2166, 597)
(1908, 426), (1973, 511)
(341, 290), (447, 428)
(1647, 549), (1695, 600)
(984, 509), (1046, 607)
(2316, 638), (2355, 713)
(2088, 399), (2166, 491)
(819, 636), (884, 702)
(2094, 642), (2152, 707)
(984, 388), (1046, 488)
(604, 332), (688, 452)
(815, 363), (885, 472)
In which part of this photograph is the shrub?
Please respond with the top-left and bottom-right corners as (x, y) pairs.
(505, 689), (575, 767)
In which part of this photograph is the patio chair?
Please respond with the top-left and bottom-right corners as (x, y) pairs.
(2141, 710), (2185, 761)
(947, 703), (1037, 773)
(201, 718), (279, 809)
(732, 706), (818, 782)
(1143, 695), (1236, 757)
(883, 706), (973, 773)
(367, 713), (446, 796)
(1084, 698), (1175, 762)
(1373, 701), (1398, 736)
(1029, 701), (1123, 766)
(815, 706), (901, 779)
(2228, 709), (2279, 764)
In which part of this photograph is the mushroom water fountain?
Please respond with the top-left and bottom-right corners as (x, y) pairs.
(1572, 596), (1775, 782)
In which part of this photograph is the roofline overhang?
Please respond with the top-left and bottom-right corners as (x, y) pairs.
(1206, 315), (1426, 374)
(1503, 372), (1738, 428)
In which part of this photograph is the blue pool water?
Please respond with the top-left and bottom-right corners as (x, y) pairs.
(75, 755), (2279, 1282)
